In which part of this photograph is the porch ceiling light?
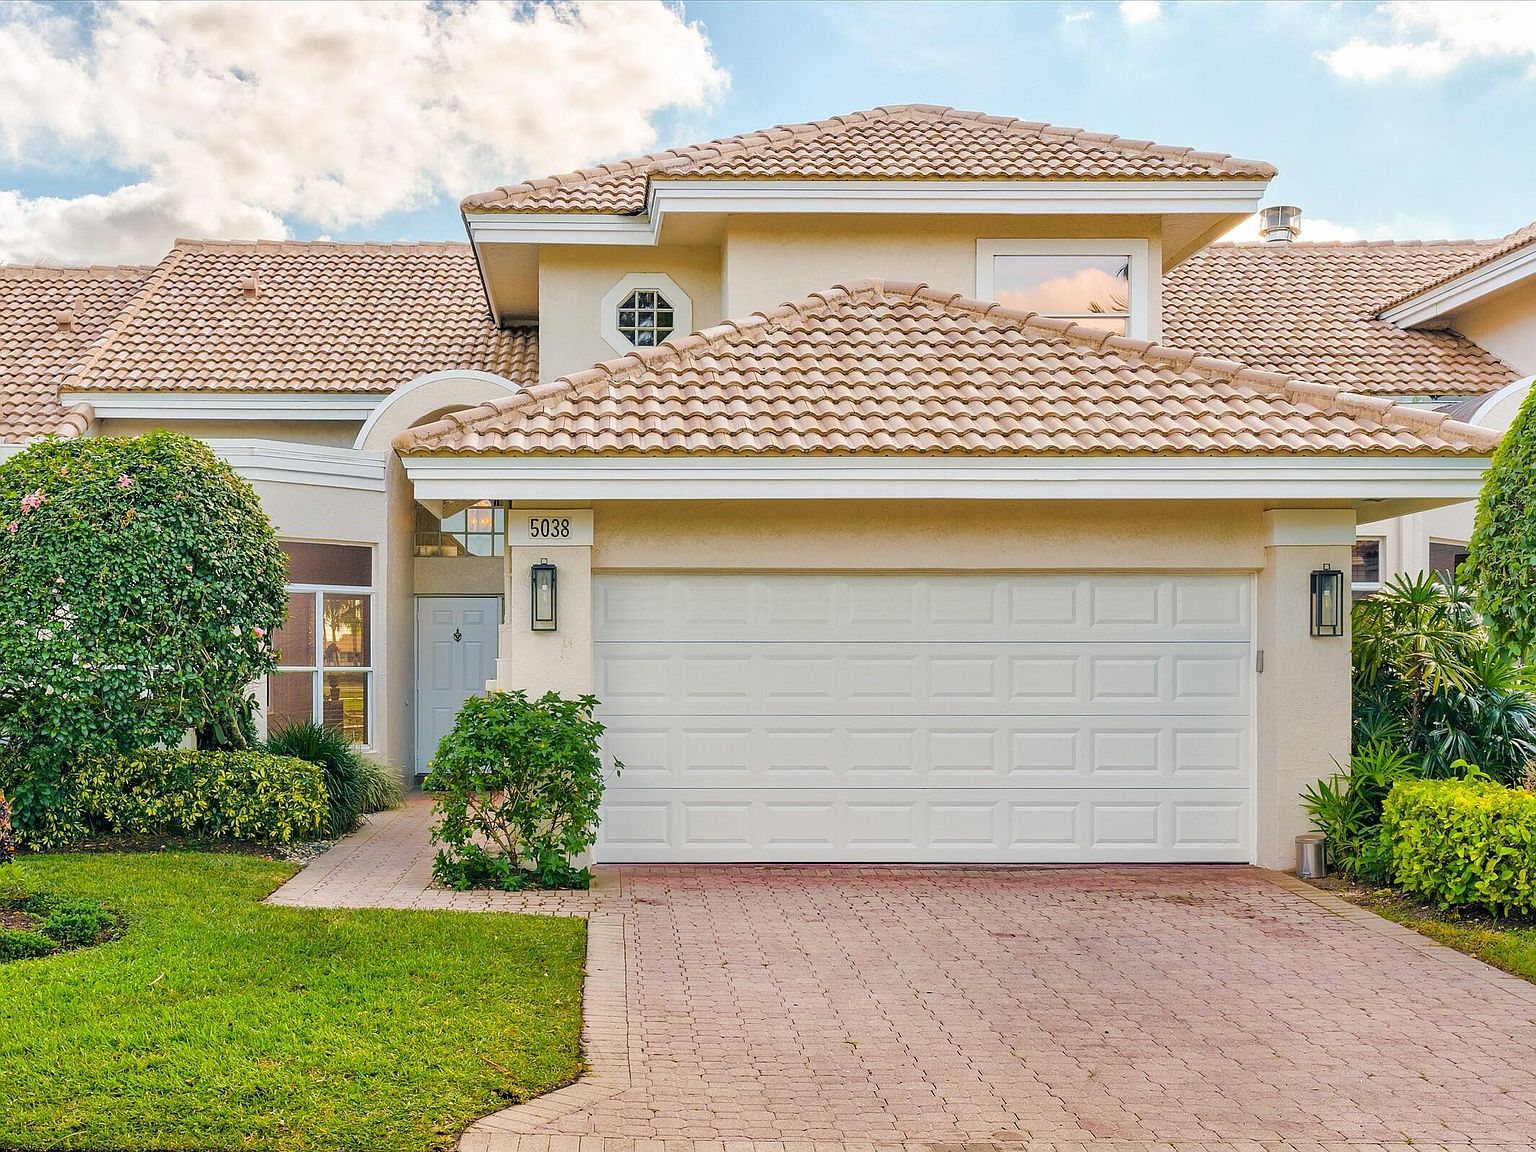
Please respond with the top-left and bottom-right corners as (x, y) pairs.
(1310, 564), (1344, 638)
(531, 559), (557, 632)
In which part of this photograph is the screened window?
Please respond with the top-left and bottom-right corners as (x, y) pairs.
(414, 500), (504, 557)
(267, 541), (372, 744)
(1352, 538), (1383, 600)
(991, 254), (1132, 334)
(616, 288), (675, 347)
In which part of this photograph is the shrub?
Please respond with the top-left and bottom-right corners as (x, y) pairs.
(264, 721), (370, 836)
(1467, 382), (1536, 656)
(358, 759), (404, 814)
(0, 929), (55, 962)
(1352, 574), (1536, 783)
(1302, 741), (1422, 881)
(20, 892), (122, 948)
(0, 432), (288, 838)
(425, 691), (616, 891)
(1383, 778), (1536, 916)
(71, 749), (327, 845)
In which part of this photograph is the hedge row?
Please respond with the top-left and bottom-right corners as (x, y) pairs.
(1383, 778), (1536, 916)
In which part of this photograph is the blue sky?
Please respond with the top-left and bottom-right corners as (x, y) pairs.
(0, 1), (1532, 264)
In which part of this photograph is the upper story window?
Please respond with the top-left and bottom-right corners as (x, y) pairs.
(601, 273), (693, 355)
(976, 239), (1149, 339)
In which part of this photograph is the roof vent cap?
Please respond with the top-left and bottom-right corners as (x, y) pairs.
(1260, 205), (1302, 244)
(239, 274), (261, 300)
(54, 309), (78, 334)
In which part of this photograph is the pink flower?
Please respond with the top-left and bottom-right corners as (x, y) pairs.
(252, 626), (267, 639)
(5, 522), (15, 535)
(117, 474), (133, 489)
(19, 490), (44, 513)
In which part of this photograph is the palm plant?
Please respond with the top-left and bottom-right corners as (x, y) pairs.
(1302, 741), (1421, 881)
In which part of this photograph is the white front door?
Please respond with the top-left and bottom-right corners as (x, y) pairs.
(593, 573), (1254, 864)
(415, 596), (500, 774)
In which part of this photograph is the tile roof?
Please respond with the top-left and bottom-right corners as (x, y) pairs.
(463, 105), (1276, 214)
(63, 240), (537, 394)
(1379, 220), (1536, 312)
(0, 265), (149, 442)
(1163, 241), (1520, 397)
(398, 280), (1496, 459)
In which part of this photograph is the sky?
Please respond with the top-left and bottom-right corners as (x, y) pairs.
(0, 0), (1533, 266)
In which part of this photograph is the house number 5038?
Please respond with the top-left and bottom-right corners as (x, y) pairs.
(528, 517), (571, 539)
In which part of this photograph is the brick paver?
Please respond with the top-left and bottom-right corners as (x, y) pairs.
(271, 800), (1536, 1152)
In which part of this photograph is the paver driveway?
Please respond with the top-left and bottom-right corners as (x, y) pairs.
(274, 802), (1536, 1151)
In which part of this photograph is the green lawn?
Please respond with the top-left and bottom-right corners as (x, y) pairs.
(1323, 878), (1536, 985)
(0, 853), (585, 1152)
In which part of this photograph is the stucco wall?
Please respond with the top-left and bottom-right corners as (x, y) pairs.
(537, 246), (723, 382)
(721, 215), (1164, 340)
(1454, 279), (1536, 376)
(99, 418), (361, 447)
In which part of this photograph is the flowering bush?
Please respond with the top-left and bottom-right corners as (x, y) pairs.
(0, 432), (288, 841)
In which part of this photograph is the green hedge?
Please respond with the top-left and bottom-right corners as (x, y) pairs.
(1382, 778), (1536, 916)
(72, 749), (327, 845)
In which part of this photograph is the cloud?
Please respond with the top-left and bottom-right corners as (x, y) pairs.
(1320, 1), (1536, 80)
(1217, 213), (1366, 243)
(1119, 1), (1162, 27)
(0, 1), (727, 264)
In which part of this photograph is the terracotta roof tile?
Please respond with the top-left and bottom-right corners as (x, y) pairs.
(1379, 220), (1536, 312)
(1164, 241), (1519, 397)
(398, 280), (1495, 459)
(464, 105), (1275, 214)
(64, 240), (537, 394)
(0, 265), (148, 442)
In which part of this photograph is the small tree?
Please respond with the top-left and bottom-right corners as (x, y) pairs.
(1467, 384), (1536, 655)
(0, 431), (288, 841)
(425, 690), (615, 890)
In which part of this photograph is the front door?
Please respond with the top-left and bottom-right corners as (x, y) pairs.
(415, 596), (500, 774)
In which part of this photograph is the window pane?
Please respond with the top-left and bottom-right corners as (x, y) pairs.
(1352, 539), (1381, 584)
(321, 672), (368, 743)
(281, 541), (371, 587)
(1429, 542), (1469, 582)
(322, 594), (370, 667)
(272, 591), (315, 667)
(268, 671), (315, 729)
(993, 255), (1131, 316)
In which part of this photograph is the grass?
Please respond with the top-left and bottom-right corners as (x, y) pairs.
(1318, 875), (1536, 985)
(0, 853), (586, 1152)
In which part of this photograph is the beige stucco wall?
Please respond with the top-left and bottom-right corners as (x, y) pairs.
(721, 215), (1164, 340)
(1363, 502), (1477, 584)
(537, 246), (723, 382)
(1453, 279), (1536, 376)
(99, 418), (362, 447)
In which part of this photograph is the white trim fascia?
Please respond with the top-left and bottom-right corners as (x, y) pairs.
(465, 179), (1270, 248)
(352, 370), (520, 450)
(206, 439), (387, 492)
(64, 391), (385, 422)
(1382, 243), (1536, 328)
(403, 454), (1488, 503)
(976, 238), (1150, 340)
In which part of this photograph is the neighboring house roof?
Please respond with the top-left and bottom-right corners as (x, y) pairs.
(63, 240), (537, 394)
(0, 264), (149, 442)
(1164, 241), (1520, 396)
(463, 105), (1276, 214)
(398, 280), (1495, 458)
(1380, 219), (1536, 313)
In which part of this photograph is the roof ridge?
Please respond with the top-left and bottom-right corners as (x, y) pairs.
(461, 104), (1275, 212)
(1206, 238), (1495, 250)
(396, 278), (1498, 455)
(1376, 218), (1536, 313)
(0, 263), (150, 279)
(167, 237), (471, 254)
(58, 244), (190, 393)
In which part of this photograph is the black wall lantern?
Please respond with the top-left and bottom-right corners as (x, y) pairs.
(531, 559), (557, 631)
(1310, 564), (1345, 637)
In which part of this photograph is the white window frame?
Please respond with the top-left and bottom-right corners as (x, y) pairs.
(599, 273), (693, 356)
(273, 578), (375, 749)
(976, 238), (1151, 340)
(1352, 536), (1385, 597)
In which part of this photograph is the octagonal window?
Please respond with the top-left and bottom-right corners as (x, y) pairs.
(616, 288), (675, 347)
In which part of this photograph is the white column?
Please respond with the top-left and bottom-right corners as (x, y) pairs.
(489, 510), (595, 698)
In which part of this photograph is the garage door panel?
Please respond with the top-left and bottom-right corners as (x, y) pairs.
(597, 642), (1249, 715)
(595, 574), (1250, 644)
(594, 572), (1252, 864)
(601, 713), (1248, 788)
(597, 787), (1252, 863)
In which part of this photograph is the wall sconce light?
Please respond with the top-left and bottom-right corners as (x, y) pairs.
(1310, 564), (1344, 637)
(531, 559), (557, 632)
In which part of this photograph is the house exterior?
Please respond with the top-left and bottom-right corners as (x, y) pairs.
(0, 104), (1519, 870)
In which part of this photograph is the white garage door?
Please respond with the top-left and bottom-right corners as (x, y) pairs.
(594, 573), (1253, 864)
